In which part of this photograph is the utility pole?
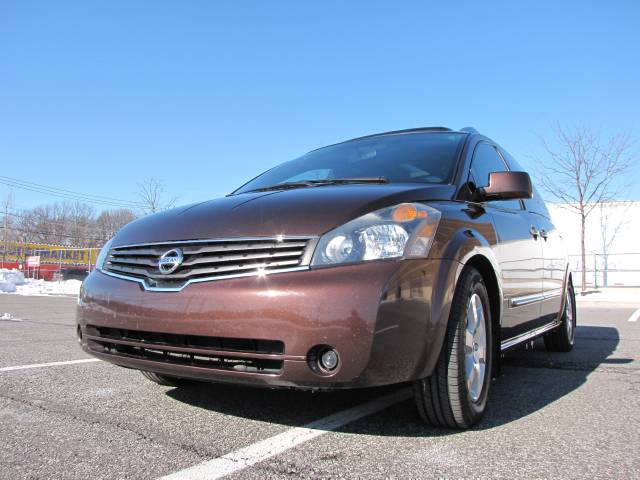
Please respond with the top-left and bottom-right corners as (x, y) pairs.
(1, 193), (11, 269)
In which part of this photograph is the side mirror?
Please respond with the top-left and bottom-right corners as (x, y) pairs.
(477, 171), (533, 202)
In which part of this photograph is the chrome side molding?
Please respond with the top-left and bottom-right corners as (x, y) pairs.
(510, 288), (563, 308)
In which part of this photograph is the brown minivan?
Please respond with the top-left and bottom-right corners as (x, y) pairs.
(77, 127), (576, 428)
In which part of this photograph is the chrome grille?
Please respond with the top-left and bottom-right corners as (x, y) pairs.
(103, 237), (316, 290)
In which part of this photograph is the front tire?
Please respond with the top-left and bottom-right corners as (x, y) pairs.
(413, 266), (493, 429)
(544, 280), (576, 352)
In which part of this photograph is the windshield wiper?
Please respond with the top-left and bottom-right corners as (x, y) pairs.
(307, 177), (388, 186)
(244, 177), (388, 193)
(243, 181), (319, 193)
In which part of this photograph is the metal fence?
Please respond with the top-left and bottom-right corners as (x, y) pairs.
(568, 253), (640, 287)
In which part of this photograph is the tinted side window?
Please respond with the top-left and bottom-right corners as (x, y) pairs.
(499, 147), (550, 217)
(497, 147), (524, 171)
(524, 186), (551, 218)
(469, 143), (522, 210)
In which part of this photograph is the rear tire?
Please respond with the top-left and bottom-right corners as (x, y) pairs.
(141, 371), (190, 387)
(413, 266), (493, 429)
(544, 280), (576, 352)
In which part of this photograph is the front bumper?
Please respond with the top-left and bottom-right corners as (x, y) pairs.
(76, 258), (457, 389)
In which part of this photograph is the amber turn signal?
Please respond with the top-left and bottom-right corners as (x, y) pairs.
(391, 203), (428, 222)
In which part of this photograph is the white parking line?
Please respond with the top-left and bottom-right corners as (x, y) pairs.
(628, 308), (640, 322)
(0, 358), (101, 372)
(160, 387), (412, 480)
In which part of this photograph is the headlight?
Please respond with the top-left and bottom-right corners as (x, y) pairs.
(311, 203), (441, 266)
(95, 238), (114, 271)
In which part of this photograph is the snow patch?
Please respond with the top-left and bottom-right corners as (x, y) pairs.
(0, 280), (17, 293)
(0, 268), (81, 296)
(0, 269), (25, 292)
(0, 269), (26, 285)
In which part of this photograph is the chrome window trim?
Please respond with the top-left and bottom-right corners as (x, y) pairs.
(500, 320), (561, 351)
(98, 265), (310, 292)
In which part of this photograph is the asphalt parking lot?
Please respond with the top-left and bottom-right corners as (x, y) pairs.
(1, 295), (639, 479)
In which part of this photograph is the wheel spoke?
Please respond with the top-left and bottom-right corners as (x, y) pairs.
(474, 302), (484, 335)
(469, 363), (481, 398)
(475, 363), (485, 391)
(466, 302), (476, 335)
(476, 317), (486, 352)
(465, 354), (475, 381)
(466, 359), (477, 392)
(565, 290), (574, 340)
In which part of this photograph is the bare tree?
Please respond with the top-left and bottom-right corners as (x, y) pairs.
(538, 125), (636, 293)
(95, 208), (137, 241)
(598, 201), (630, 287)
(1, 190), (15, 267)
(6, 202), (137, 251)
(136, 178), (177, 215)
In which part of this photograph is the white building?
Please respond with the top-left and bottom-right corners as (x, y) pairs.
(547, 201), (640, 287)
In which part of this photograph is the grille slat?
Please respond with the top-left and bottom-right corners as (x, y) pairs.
(104, 237), (313, 289)
(182, 241), (308, 255)
(109, 256), (158, 267)
(111, 247), (168, 257)
(180, 249), (304, 267)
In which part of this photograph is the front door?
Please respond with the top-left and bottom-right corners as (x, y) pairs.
(535, 214), (564, 322)
(467, 142), (544, 342)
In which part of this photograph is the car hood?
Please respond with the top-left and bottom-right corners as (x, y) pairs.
(113, 183), (456, 246)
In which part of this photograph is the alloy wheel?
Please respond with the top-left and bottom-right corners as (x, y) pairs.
(465, 293), (487, 403)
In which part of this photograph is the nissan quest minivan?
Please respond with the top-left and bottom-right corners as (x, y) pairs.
(77, 127), (576, 429)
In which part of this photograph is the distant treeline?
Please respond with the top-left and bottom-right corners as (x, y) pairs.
(1, 201), (138, 249)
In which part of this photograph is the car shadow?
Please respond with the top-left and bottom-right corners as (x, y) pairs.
(165, 325), (629, 436)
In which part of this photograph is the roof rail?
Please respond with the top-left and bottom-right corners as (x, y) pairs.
(345, 127), (455, 143)
(460, 127), (479, 134)
(306, 127), (463, 154)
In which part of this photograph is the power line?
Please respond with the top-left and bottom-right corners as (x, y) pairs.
(0, 175), (146, 209)
(0, 175), (144, 206)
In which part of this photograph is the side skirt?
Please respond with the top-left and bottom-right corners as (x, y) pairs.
(500, 320), (561, 351)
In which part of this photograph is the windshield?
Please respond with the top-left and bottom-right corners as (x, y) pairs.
(233, 131), (467, 194)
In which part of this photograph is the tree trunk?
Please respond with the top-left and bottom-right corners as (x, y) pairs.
(580, 213), (587, 294)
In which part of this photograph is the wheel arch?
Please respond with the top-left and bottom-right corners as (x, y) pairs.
(441, 224), (503, 377)
(463, 254), (502, 377)
(415, 226), (504, 380)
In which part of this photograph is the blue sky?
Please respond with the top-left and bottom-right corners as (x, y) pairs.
(1, 1), (639, 211)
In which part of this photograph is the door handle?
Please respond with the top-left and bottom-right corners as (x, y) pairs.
(539, 228), (548, 240)
(530, 225), (539, 239)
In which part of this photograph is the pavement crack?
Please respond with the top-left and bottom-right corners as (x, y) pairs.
(0, 391), (213, 460)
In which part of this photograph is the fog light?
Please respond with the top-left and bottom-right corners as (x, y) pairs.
(320, 348), (339, 371)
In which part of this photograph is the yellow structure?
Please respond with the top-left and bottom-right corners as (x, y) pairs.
(0, 241), (99, 266)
